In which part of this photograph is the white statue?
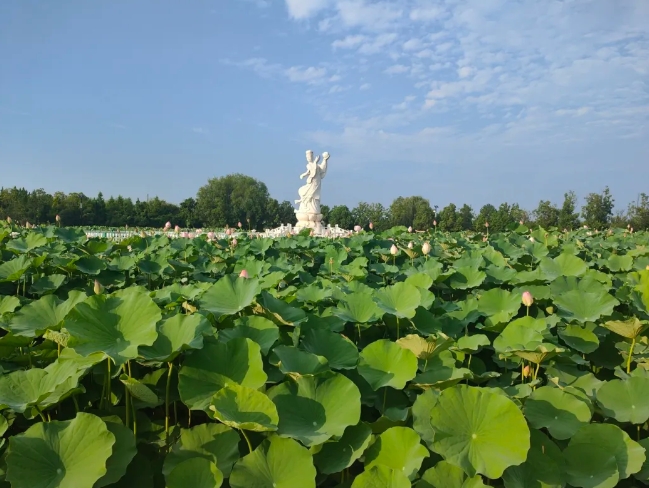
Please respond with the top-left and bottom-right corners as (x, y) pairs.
(294, 150), (329, 232)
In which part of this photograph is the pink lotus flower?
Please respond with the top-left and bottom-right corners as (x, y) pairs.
(369, 222), (374, 230)
(239, 269), (249, 279)
(231, 238), (238, 247)
(433, 220), (437, 226)
(522, 365), (531, 378)
(164, 222), (172, 230)
(226, 228), (232, 236)
(207, 231), (216, 240)
(522, 291), (534, 307)
(181, 232), (189, 238)
(174, 225), (180, 233)
(408, 226), (413, 233)
(485, 222), (489, 228)
(354, 225), (361, 232)
(390, 244), (398, 255)
(422, 242), (431, 255)
(188, 233), (196, 238)
(238, 222), (242, 228)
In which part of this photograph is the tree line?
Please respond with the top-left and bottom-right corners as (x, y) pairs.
(1, 174), (647, 231)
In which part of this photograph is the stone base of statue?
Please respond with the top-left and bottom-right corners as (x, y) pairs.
(294, 211), (324, 234)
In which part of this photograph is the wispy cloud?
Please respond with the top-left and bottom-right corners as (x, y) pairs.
(192, 127), (208, 135)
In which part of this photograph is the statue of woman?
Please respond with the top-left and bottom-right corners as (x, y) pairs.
(295, 150), (329, 214)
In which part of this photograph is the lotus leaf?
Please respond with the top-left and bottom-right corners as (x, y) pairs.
(373, 282), (421, 319)
(358, 339), (418, 390)
(364, 426), (429, 479)
(523, 386), (592, 439)
(418, 461), (488, 488)
(313, 422), (373, 474)
(351, 465), (411, 488)
(270, 345), (330, 376)
(140, 312), (212, 362)
(220, 315), (279, 355)
(300, 328), (359, 369)
(165, 458), (223, 488)
(596, 376), (649, 424)
(209, 383), (279, 432)
(334, 292), (383, 324)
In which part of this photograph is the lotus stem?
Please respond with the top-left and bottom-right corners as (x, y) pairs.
(125, 362), (131, 429)
(105, 358), (112, 411)
(72, 395), (79, 413)
(241, 429), (253, 454)
(165, 362), (173, 446)
(35, 406), (47, 423)
(627, 336), (636, 374)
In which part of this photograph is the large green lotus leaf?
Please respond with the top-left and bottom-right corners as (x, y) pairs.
(219, 315), (279, 355)
(540, 254), (588, 281)
(553, 289), (619, 323)
(564, 423), (645, 488)
(523, 386), (591, 440)
(449, 267), (486, 290)
(139, 313), (211, 362)
(65, 287), (161, 366)
(0, 255), (32, 282)
(6, 413), (115, 488)
(412, 389), (440, 449)
(477, 289), (521, 327)
(352, 465), (411, 488)
(0, 295), (20, 315)
(418, 461), (488, 488)
(270, 345), (330, 376)
(198, 275), (260, 318)
(30, 274), (67, 295)
(456, 334), (490, 353)
(165, 458), (223, 488)
(606, 254), (633, 272)
(296, 283), (332, 303)
(300, 328), (359, 370)
(333, 292), (383, 323)
(209, 383), (279, 432)
(230, 435), (316, 488)
(602, 317), (647, 339)
(502, 429), (566, 488)
(8, 291), (86, 338)
(74, 255), (107, 275)
(397, 334), (454, 360)
(267, 372), (361, 446)
(364, 426), (429, 479)
(120, 375), (158, 405)
(373, 282), (421, 319)
(634, 438), (649, 483)
(557, 324), (599, 354)
(95, 418), (137, 488)
(5, 233), (48, 252)
(261, 290), (307, 325)
(596, 376), (649, 424)
(178, 338), (267, 410)
(358, 339), (419, 390)
(313, 422), (372, 474)
(430, 385), (530, 479)
(163, 423), (240, 478)
(0, 369), (49, 413)
(493, 317), (548, 354)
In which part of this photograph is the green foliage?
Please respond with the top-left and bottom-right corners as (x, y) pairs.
(582, 187), (615, 230)
(0, 220), (648, 487)
(390, 196), (435, 230)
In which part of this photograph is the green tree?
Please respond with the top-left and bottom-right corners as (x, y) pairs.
(352, 202), (390, 231)
(627, 193), (649, 231)
(179, 198), (200, 228)
(581, 187), (614, 229)
(558, 191), (580, 230)
(438, 203), (462, 232)
(327, 205), (355, 229)
(196, 174), (272, 229)
(265, 199), (296, 228)
(458, 204), (474, 230)
(389, 196), (435, 230)
(533, 200), (559, 229)
(474, 204), (498, 231)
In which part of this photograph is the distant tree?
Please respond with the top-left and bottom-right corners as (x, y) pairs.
(474, 204), (498, 231)
(327, 205), (355, 229)
(320, 205), (330, 225)
(352, 202), (390, 231)
(628, 193), (649, 230)
(178, 198), (200, 228)
(458, 204), (474, 231)
(582, 187), (614, 229)
(438, 203), (462, 232)
(196, 174), (271, 229)
(389, 196), (435, 230)
(265, 199), (296, 228)
(558, 191), (580, 230)
(533, 200), (559, 229)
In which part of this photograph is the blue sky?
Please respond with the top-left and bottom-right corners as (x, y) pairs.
(1, 0), (648, 212)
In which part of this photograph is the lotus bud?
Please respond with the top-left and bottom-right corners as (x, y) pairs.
(239, 269), (249, 279)
(407, 241), (414, 249)
(238, 222), (242, 228)
(422, 242), (431, 255)
(408, 226), (413, 233)
(485, 222), (489, 228)
(519, 220), (524, 225)
(125, 224), (129, 229)
(390, 244), (398, 255)
(226, 228), (232, 236)
(369, 222), (374, 230)
(164, 221), (171, 231)
(55, 214), (61, 222)
(127, 245), (132, 252)
(522, 364), (531, 378)
(188, 233), (196, 238)
(232, 238), (238, 247)
(140, 231), (146, 238)
(482, 236), (488, 242)
(433, 220), (437, 226)
(6, 216), (11, 223)
(354, 225), (361, 232)
(207, 231), (215, 240)
(25, 222), (31, 229)
(630, 227), (634, 233)
(174, 225), (180, 233)
(93, 279), (103, 295)
(529, 237), (535, 242)
(181, 232), (189, 238)
(522, 291), (534, 307)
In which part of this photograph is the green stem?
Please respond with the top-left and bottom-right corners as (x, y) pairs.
(35, 406), (47, 423)
(241, 429), (253, 454)
(627, 336), (637, 374)
(72, 395), (80, 413)
(165, 362), (174, 446)
(382, 388), (387, 414)
(125, 362), (131, 429)
(105, 358), (112, 411)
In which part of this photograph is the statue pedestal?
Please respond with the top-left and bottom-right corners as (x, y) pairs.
(294, 211), (324, 234)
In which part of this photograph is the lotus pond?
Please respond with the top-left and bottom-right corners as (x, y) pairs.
(1, 222), (649, 488)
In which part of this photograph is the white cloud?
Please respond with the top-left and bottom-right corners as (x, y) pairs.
(410, 6), (444, 22)
(402, 38), (425, 51)
(357, 33), (398, 54)
(457, 66), (473, 78)
(384, 64), (409, 75)
(192, 127), (208, 134)
(285, 0), (330, 19)
(359, 83), (371, 90)
(332, 34), (366, 49)
(284, 66), (328, 84)
(335, 0), (403, 31)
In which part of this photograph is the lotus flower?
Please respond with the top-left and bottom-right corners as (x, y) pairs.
(232, 238), (238, 247)
(164, 221), (172, 231)
(369, 222), (374, 230)
(93, 279), (103, 295)
(226, 228), (232, 236)
(529, 237), (535, 242)
(422, 242), (431, 255)
(522, 291), (534, 308)
(519, 220), (524, 225)
(127, 245), (132, 252)
(433, 220), (437, 226)
(6, 217), (11, 224)
(408, 226), (413, 233)
(174, 225), (180, 233)
(390, 244), (398, 255)
(485, 222), (489, 228)
(354, 225), (362, 232)
(188, 233), (196, 238)
(181, 232), (189, 238)
(239, 269), (249, 279)
(238, 222), (242, 228)
(140, 231), (146, 238)
(522, 364), (530, 378)
(207, 231), (215, 240)
(55, 215), (61, 222)
(25, 222), (31, 229)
